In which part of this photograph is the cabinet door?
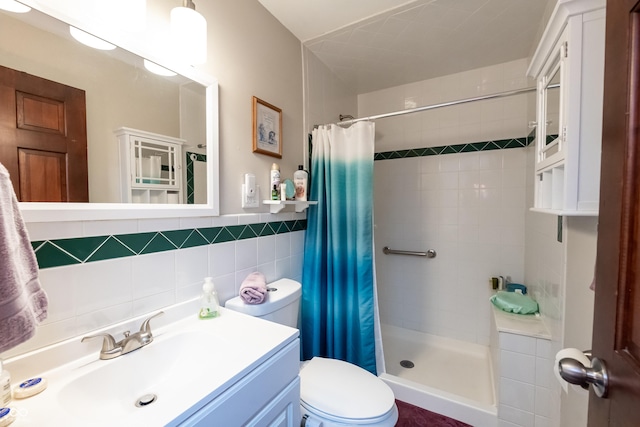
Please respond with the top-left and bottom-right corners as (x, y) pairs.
(535, 29), (568, 172)
(246, 379), (300, 427)
(129, 135), (181, 190)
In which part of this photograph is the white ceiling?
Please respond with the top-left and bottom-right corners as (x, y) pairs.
(258, 0), (552, 94)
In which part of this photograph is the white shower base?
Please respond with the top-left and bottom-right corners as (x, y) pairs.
(379, 324), (497, 427)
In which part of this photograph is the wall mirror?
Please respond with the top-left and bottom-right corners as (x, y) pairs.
(1, 1), (219, 222)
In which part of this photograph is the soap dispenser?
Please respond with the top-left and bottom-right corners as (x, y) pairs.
(199, 277), (220, 319)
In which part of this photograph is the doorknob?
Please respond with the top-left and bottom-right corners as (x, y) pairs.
(558, 356), (609, 398)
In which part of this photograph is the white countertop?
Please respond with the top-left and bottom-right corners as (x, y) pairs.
(2, 303), (299, 426)
(491, 305), (551, 340)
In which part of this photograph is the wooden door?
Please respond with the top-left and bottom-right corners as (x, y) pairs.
(0, 65), (88, 202)
(590, 0), (640, 424)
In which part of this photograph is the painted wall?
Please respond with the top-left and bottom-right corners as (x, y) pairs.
(1, 0), (306, 359)
(362, 59), (532, 345)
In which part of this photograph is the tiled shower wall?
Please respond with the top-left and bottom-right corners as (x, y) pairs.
(365, 59), (533, 345)
(374, 148), (528, 345)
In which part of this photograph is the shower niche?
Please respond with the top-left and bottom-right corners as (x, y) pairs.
(527, 0), (605, 216)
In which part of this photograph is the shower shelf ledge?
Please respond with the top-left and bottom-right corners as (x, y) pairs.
(262, 200), (317, 213)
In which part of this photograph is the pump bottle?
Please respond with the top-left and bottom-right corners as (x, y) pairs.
(0, 359), (11, 407)
(199, 277), (220, 319)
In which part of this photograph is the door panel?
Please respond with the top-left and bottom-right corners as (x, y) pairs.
(16, 91), (66, 135)
(0, 64), (88, 202)
(590, 0), (640, 425)
(18, 149), (67, 202)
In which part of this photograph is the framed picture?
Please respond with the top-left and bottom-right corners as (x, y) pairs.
(252, 96), (282, 158)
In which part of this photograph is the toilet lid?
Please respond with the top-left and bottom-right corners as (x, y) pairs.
(299, 357), (395, 421)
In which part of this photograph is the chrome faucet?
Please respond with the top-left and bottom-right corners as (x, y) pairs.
(82, 311), (164, 360)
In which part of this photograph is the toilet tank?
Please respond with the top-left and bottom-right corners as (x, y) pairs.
(224, 278), (301, 328)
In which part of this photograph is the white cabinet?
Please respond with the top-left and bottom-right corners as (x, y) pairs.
(171, 339), (301, 427)
(116, 127), (185, 203)
(527, 0), (605, 215)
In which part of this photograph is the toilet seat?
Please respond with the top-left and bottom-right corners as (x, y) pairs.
(299, 357), (396, 424)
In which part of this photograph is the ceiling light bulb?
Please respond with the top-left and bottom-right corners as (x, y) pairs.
(170, 0), (207, 65)
(143, 59), (177, 77)
(69, 26), (116, 51)
(0, 0), (31, 13)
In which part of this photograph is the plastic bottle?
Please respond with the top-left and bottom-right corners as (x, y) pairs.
(270, 163), (280, 200)
(294, 165), (308, 201)
(198, 277), (220, 319)
(0, 360), (11, 408)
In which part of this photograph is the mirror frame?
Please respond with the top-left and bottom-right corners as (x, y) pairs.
(13, 0), (219, 222)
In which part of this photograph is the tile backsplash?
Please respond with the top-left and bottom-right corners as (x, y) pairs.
(3, 213), (306, 359)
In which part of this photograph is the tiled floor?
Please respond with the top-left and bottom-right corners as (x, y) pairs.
(396, 400), (471, 426)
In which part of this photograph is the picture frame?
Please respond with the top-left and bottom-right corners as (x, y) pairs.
(252, 96), (282, 158)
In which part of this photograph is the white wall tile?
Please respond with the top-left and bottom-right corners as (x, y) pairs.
(499, 404), (535, 427)
(235, 238), (258, 270)
(501, 350), (536, 384)
(500, 332), (537, 354)
(74, 258), (133, 315)
(500, 377), (535, 412)
(175, 246), (209, 289)
(209, 241), (236, 276)
(535, 386), (552, 418)
(132, 252), (175, 300)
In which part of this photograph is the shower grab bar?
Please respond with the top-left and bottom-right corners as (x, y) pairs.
(382, 246), (436, 258)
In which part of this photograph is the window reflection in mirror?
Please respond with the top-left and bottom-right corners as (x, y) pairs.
(0, 7), (207, 204)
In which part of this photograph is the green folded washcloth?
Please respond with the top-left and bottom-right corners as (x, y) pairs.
(490, 290), (539, 315)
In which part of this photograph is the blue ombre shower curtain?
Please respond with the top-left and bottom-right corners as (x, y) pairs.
(301, 121), (377, 374)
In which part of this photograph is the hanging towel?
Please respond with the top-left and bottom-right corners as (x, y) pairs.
(0, 163), (48, 354)
(239, 272), (268, 304)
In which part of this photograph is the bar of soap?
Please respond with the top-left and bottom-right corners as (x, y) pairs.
(0, 407), (15, 426)
(13, 377), (47, 399)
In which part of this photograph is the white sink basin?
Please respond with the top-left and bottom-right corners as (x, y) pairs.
(57, 329), (233, 421)
(4, 305), (299, 426)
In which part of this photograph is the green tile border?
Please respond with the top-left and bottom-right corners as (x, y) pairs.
(374, 136), (533, 161)
(33, 219), (307, 270)
(185, 152), (207, 205)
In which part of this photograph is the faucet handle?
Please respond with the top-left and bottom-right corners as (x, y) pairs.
(81, 333), (117, 352)
(139, 311), (164, 334)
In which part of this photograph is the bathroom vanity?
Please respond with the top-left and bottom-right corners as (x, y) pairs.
(3, 304), (300, 426)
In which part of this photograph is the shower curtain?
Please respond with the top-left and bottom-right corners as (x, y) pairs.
(301, 121), (377, 374)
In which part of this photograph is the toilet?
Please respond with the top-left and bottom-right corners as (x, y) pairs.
(225, 278), (398, 427)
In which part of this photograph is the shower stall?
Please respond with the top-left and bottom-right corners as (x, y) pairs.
(361, 62), (533, 426)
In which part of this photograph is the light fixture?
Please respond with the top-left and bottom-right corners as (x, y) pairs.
(170, 0), (207, 65)
(0, 0), (30, 13)
(143, 59), (177, 77)
(69, 26), (116, 51)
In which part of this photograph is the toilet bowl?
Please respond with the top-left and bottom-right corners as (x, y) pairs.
(225, 278), (398, 427)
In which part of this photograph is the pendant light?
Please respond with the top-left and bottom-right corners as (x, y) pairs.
(170, 0), (207, 65)
(69, 26), (116, 51)
(143, 59), (177, 77)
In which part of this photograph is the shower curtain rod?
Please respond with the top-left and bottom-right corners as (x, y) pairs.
(314, 86), (538, 128)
